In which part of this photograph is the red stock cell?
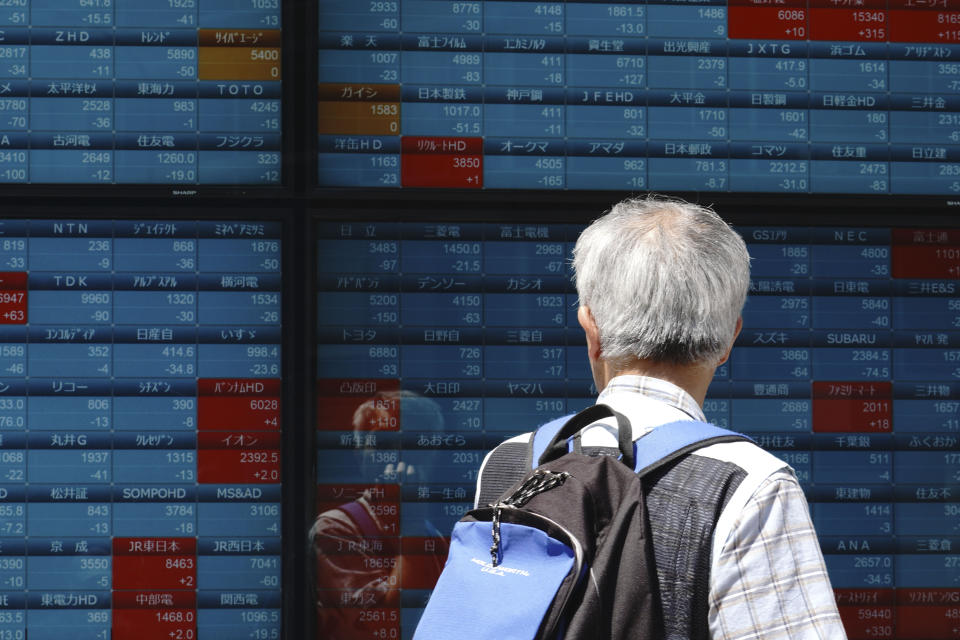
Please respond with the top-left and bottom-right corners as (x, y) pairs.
(812, 382), (892, 432)
(113, 609), (196, 640)
(728, 7), (808, 39)
(813, 398), (892, 432)
(889, 9), (960, 41)
(809, 9), (888, 40)
(0, 272), (28, 289)
(399, 536), (449, 589)
(197, 395), (280, 430)
(197, 378), (280, 430)
(838, 606), (895, 639)
(314, 486), (402, 538)
(197, 431), (281, 450)
(316, 379), (401, 431)
(111, 591), (197, 608)
(835, 588), (895, 605)
(315, 484), (401, 523)
(896, 588), (960, 605)
(893, 245), (960, 278)
(892, 229), (960, 244)
(198, 449), (280, 483)
(316, 379), (402, 431)
(112, 538), (197, 555)
(197, 378), (280, 395)
(897, 606), (960, 638)
(401, 152), (483, 188)
(897, 588), (960, 636)
(812, 381), (892, 398)
(889, 0), (960, 7)
(400, 553), (446, 590)
(807, 0), (886, 7)
(834, 589), (895, 638)
(113, 555), (196, 590)
(400, 136), (483, 154)
(317, 605), (400, 640)
(313, 527), (402, 557)
(0, 293), (26, 324)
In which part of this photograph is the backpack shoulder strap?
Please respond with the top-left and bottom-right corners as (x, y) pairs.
(633, 420), (752, 476)
(536, 412), (751, 476)
(474, 414), (573, 507)
(530, 413), (574, 468)
(476, 414), (752, 503)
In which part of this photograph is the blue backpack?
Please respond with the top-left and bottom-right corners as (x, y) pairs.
(413, 404), (749, 640)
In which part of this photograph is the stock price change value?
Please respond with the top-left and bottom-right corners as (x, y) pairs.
(0, 0), (281, 185)
(317, 220), (960, 640)
(319, 0), (960, 194)
(0, 219), (282, 640)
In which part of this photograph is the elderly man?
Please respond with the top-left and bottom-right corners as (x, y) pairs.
(476, 195), (847, 639)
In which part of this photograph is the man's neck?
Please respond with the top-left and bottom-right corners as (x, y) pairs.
(593, 358), (716, 406)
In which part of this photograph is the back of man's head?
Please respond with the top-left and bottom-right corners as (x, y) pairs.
(572, 195), (750, 368)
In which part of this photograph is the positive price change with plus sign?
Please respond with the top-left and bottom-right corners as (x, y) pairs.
(317, 221), (960, 640)
(319, 0), (960, 194)
(0, 219), (282, 640)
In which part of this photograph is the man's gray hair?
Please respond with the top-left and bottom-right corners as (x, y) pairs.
(572, 195), (750, 366)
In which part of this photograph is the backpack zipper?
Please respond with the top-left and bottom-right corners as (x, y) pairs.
(487, 505), (586, 640)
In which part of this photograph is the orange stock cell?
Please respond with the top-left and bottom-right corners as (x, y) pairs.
(318, 102), (400, 136)
(198, 47), (280, 81)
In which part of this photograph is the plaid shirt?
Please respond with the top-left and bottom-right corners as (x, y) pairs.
(594, 376), (847, 640)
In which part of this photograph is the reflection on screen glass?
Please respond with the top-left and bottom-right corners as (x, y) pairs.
(315, 220), (960, 639)
(0, 219), (282, 640)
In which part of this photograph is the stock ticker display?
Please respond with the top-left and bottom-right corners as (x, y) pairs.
(319, 0), (960, 193)
(317, 220), (960, 640)
(0, 0), (282, 185)
(0, 219), (283, 640)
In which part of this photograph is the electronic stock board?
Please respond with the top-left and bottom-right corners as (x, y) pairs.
(0, 1), (287, 639)
(315, 218), (960, 640)
(0, 0), (282, 185)
(318, 0), (960, 195)
(14, 0), (960, 638)
(313, 1), (960, 638)
(0, 218), (284, 640)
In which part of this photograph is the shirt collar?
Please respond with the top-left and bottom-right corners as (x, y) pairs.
(597, 374), (706, 423)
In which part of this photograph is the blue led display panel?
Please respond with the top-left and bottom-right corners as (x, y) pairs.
(0, 1), (282, 185)
(315, 219), (960, 640)
(318, 0), (960, 193)
(0, 219), (282, 639)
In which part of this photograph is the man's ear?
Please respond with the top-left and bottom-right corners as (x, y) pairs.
(716, 316), (743, 366)
(577, 306), (602, 362)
